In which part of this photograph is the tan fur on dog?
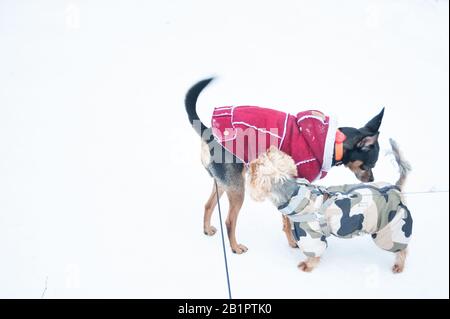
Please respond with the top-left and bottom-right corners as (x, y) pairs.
(247, 146), (298, 202)
(345, 160), (373, 182)
(283, 215), (298, 248)
(201, 141), (211, 167)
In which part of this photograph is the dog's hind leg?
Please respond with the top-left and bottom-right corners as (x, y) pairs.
(225, 186), (248, 254)
(203, 180), (224, 236)
(282, 216), (298, 248)
(392, 249), (407, 274)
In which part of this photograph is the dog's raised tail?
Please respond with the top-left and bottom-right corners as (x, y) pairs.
(389, 138), (411, 190)
(185, 77), (215, 137)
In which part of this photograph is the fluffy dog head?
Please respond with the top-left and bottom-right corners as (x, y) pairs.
(247, 146), (298, 202)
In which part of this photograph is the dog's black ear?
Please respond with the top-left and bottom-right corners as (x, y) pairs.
(357, 133), (379, 151)
(363, 108), (384, 133)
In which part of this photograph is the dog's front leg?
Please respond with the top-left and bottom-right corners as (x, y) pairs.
(225, 189), (248, 254)
(282, 215), (298, 248)
(298, 256), (321, 272)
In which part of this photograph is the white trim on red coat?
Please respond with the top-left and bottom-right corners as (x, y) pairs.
(279, 112), (290, 149)
(212, 106), (236, 142)
(295, 158), (316, 166)
(297, 115), (326, 125)
(321, 116), (338, 174)
(212, 113), (232, 117)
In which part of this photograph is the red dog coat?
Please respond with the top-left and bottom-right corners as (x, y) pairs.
(211, 106), (337, 182)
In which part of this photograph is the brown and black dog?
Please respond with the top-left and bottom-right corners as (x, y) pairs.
(185, 78), (385, 254)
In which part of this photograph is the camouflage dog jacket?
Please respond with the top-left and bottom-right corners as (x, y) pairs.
(278, 179), (413, 258)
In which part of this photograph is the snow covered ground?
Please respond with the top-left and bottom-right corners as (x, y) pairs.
(0, 0), (448, 298)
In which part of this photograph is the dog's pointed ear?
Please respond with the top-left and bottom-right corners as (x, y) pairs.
(357, 133), (379, 151)
(363, 108), (384, 133)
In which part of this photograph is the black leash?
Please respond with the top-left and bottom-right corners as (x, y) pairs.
(215, 180), (232, 299)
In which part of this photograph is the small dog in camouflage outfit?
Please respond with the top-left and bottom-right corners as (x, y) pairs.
(247, 139), (412, 273)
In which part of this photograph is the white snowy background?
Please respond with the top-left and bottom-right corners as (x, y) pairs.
(0, 0), (448, 298)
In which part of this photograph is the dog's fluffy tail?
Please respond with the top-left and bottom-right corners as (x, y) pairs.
(185, 77), (215, 138)
(389, 138), (411, 190)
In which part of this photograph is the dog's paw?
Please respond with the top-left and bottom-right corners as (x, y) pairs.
(297, 261), (314, 272)
(231, 244), (248, 254)
(392, 263), (404, 274)
(203, 226), (217, 236)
